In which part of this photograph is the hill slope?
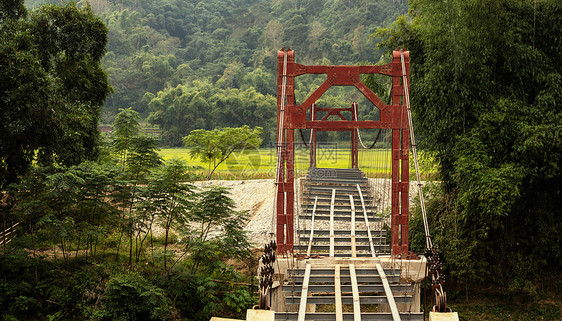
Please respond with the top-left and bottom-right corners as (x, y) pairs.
(28, 0), (408, 146)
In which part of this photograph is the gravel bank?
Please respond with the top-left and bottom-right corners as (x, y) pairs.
(193, 178), (426, 247)
(193, 179), (275, 247)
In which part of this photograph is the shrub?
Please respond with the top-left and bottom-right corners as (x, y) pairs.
(101, 272), (172, 321)
(162, 266), (255, 321)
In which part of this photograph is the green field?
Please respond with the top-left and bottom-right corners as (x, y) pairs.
(159, 147), (437, 180)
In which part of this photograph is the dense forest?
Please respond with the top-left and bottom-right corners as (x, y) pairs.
(1, 0), (561, 320)
(25, 0), (408, 146)
(380, 0), (562, 304)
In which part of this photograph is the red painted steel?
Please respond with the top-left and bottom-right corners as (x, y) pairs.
(276, 48), (410, 256)
(351, 103), (358, 168)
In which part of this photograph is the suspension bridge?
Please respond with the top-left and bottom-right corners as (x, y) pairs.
(248, 48), (457, 321)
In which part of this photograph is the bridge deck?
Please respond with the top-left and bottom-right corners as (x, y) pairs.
(275, 168), (421, 321)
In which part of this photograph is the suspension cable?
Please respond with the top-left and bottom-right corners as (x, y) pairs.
(298, 129), (308, 147)
(400, 50), (449, 312)
(400, 50), (432, 250)
(271, 49), (289, 239)
(353, 102), (382, 149)
(309, 103), (314, 146)
(297, 103), (316, 148)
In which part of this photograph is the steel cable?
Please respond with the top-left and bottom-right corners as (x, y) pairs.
(400, 50), (432, 250)
(271, 49), (289, 241)
(353, 102), (382, 149)
(400, 50), (449, 312)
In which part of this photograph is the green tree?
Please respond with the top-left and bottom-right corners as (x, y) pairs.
(147, 80), (214, 146)
(12, 162), (120, 262)
(111, 107), (140, 168)
(110, 107), (161, 264)
(110, 107), (161, 175)
(128, 134), (162, 177)
(0, 1), (111, 189)
(215, 60), (244, 89)
(241, 67), (276, 96)
(145, 160), (194, 271)
(0, 0), (26, 20)
(189, 187), (251, 264)
(211, 87), (276, 135)
(183, 126), (263, 179)
(98, 0), (408, 121)
(379, 0), (562, 289)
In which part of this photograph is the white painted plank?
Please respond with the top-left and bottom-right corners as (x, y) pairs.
(306, 196), (319, 257)
(349, 194), (357, 258)
(376, 263), (401, 321)
(349, 264), (362, 321)
(297, 263), (312, 321)
(357, 184), (376, 257)
(329, 189), (336, 257)
(335, 264), (343, 321)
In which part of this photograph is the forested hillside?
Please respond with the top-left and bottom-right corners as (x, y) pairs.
(27, 0), (408, 146)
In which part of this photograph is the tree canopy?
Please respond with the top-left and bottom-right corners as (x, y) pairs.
(0, 0), (111, 188)
(184, 125), (263, 179)
(378, 0), (562, 288)
(21, 0), (409, 144)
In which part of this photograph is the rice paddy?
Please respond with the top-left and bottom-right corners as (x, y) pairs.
(158, 147), (438, 180)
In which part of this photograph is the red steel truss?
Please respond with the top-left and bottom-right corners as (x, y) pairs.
(275, 49), (410, 256)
